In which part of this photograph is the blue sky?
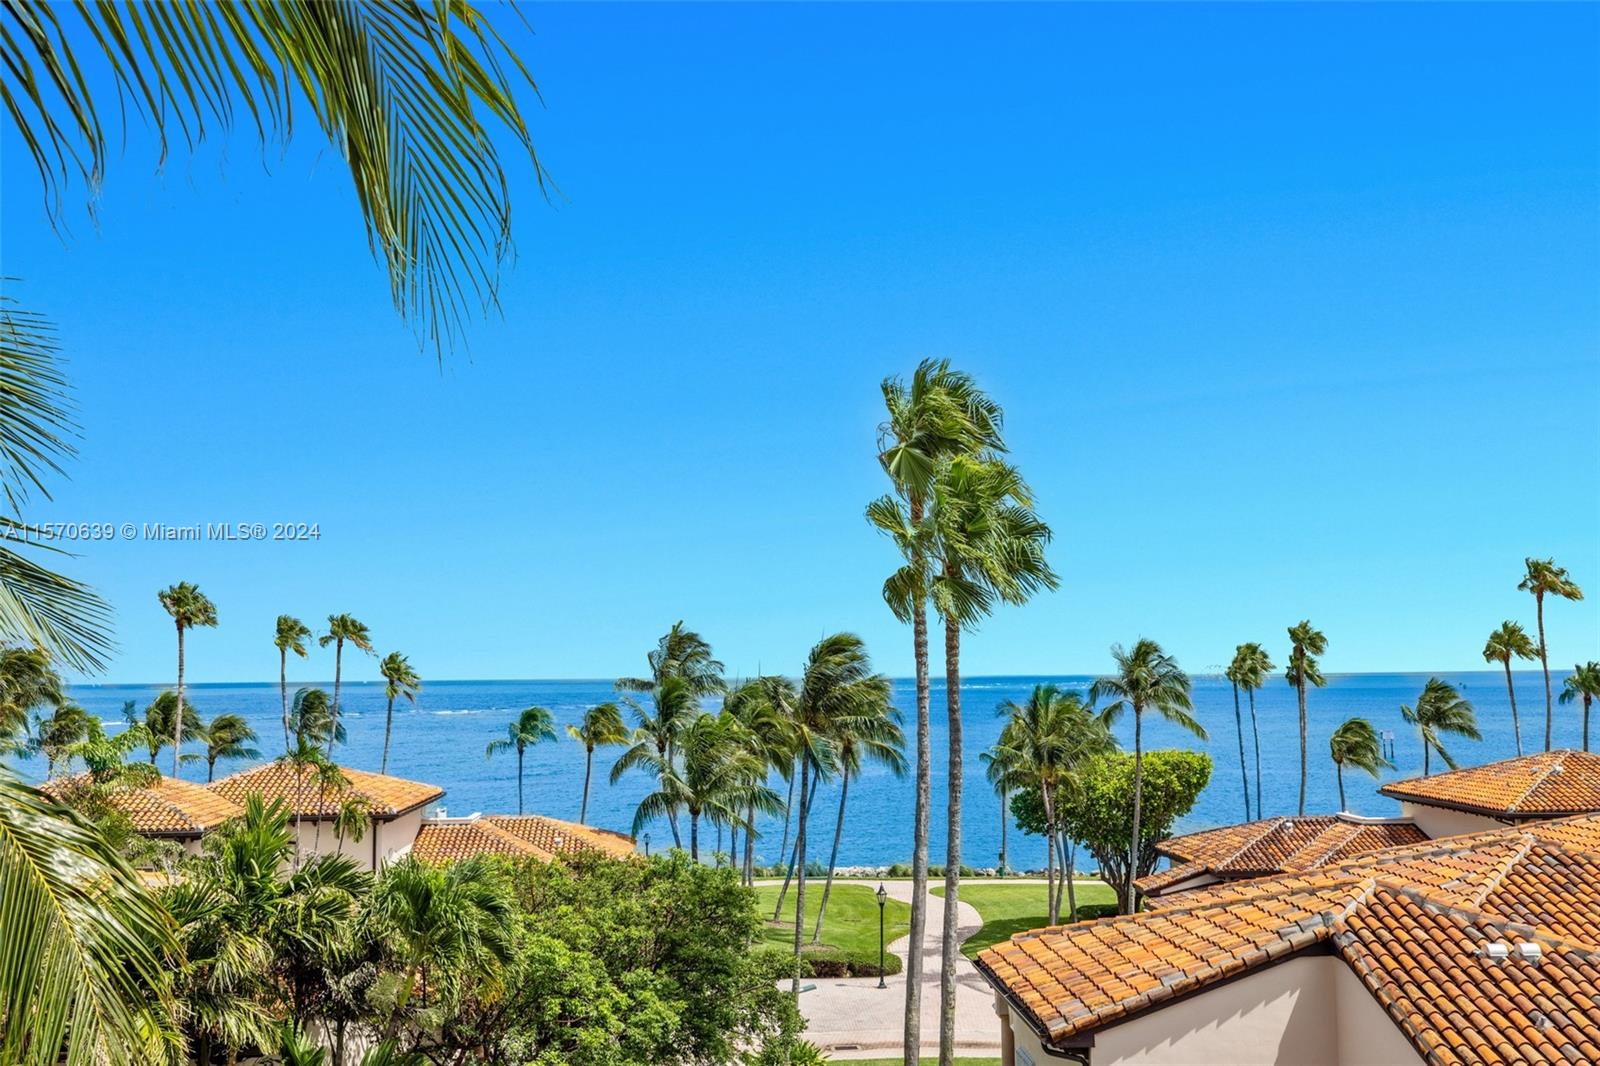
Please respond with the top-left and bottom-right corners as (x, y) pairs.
(3, 3), (1596, 685)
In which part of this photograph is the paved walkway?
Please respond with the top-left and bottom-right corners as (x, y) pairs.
(763, 880), (1001, 1060)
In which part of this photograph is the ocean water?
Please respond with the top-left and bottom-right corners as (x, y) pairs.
(13, 670), (1582, 870)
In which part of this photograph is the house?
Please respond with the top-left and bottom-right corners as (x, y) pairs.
(978, 811), (1600, 1066)
(1377, 748), (1600, 838)
(41, 772), (243, 855)
(410, 812), (637, 863)
(1135, 813), (1427, 902)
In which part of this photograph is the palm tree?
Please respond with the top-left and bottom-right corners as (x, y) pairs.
(129, 691), (205, 768)
(630, 712), (782, 862)
(368, 856), (515, 1044)
(566, 702), (628, 825)
(927, 454), (1056, 1058)
(203, 712), (261, 782)
(1401, 678), (1481, 775)
(275, 616), (313, 755)
(1328, 717), (1390, 811)
(278, 736), (339, 869)
(158, 581), (218, 776)
(979, 742), (1015, 878)
(1285, 621), (1327, 816)
(319, 615), (374, 758)
(378, 651), (422, 775)
(0, 770), (180, 1063)
(616, 621), (726, 701)
(610, 676), (702, 848)
(1559, 662), (1600, 752)
(1519, 559), (1586, 751)
(25, 700), (90, 778)
(1232, 643), (1274, 818)
(1223, 657), (1251, 821)
(485, 706), (556, 815)
(1091, 640), (1203, 915)
(332, 795), (371, 859)
(812, 664), (903, 943)
(1482, 621), (1538, 757)
(869, 357), (1001, 1065)
(0, 645), (65, 755)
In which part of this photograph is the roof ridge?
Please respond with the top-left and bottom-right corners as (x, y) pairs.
(1505, 752), (1566, 813)
(475, 818), (544, 856)
(1370, 879), (1600, 956)
(1467, 832), (1537, 907)
(1214, 817), (1286, 870)
(1290, 821), (1364, 870)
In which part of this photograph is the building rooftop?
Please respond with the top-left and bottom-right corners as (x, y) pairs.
(1379, 749), (1600, 820)
(208, 762), (443, 818)
(410, 813), (635, 863)
(42, 773), (244, 837)
(977, 813), (1600, 1064)
(1136, 813), (1427, 897)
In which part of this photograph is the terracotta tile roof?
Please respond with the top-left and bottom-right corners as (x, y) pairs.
(1380, 749), (1600, 819)
(1137, 814), (1426, 896)
(411, 814), (635, 864)
(978, 812), (1600, 1062)
(208, 762), (442, 818)
(42, 773), (243, 836)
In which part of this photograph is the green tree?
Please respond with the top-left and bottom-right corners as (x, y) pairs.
(1519, 559), (1586, 751)
(1483, 621), (1538, 757)
(723, 676), (799, 886)
(0, 769), (180, 1064)
(0, 646), (64, 754)
(1090, 640), (1203, 914)
(630, 711), (781, 863)
(1401, 678), (1481, 775)
(203, 712), (261, 782)
(1285, 620), (1327, 815)
(1328, 717), (1390, 811)
(1229, 643), (1274, 818)
(129, 691), (205, 768)
(1054, 750), (1212, 915)
(377, 651), (422, 775)
(566, 702), (628, 825)
(868, 357), (1001, 1066)
(158, 581), (218, 777)
(319, 615), (373, 758)
(274, 616), (313, 756)
(1559, 662), (1600, 753)
(24, 700), (90, 779)
(486, 706), (557, 815)
(1223, 654), (1250, 821)
(811, 664), (902, 943)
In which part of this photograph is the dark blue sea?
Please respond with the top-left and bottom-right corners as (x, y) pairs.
(13, 671), (1581, 870)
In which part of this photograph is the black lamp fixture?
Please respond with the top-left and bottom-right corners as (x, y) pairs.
(875, 882), (889, 989)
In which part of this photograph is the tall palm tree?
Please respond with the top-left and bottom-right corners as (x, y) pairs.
(630, 712), (782, 863)
(869, 358), (1000, 1065)
(319, 615), (373, 758)
(610, 676), (702, 848)
(485, 706), (556, 815)
(616, 621), (726, 701)
(1223, 657), (1251, 821)
(1328, 717), (1389, 811)
(25, 700), (90, 779)
(1482, 621), (1538, 757)
(1091, 640), (1202, 915)
(275, 616), (313, 755)
(1519, 559), (1586, 751)
(203, 712), (261, 782)
(1401, 678), (1481, 775)
(1559, 662), (1600, 752)
(128, 691), (205, 768)
(0, 770), (180, 1063)
(158, 581), (218, 777)
(979, 741), (1016, 878)
(1232, 643), (1274, 818)
(332, 795), (371, 859)
(812, 667), (902, 943)
(720, 678), (796, 884)
(566, 702), (628, 825)
(0, 645), (65, 752)
(1285, 620), (1327, 816)
(378, 651), (422, 775)
(277, 735), (338, 869)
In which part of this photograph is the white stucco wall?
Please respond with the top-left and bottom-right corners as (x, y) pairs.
(288, 809), (423, 870)
(1399, 801), (1508, 840)
(1000, 955), (1425, 1066)
(375, 809), (422, 867)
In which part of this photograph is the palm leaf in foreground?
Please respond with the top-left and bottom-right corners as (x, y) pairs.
(0, 769), (180, 1064)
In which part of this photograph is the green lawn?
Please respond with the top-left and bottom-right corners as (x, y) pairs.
(755, 882), (912, 970)
(935, 880), (1118, 958)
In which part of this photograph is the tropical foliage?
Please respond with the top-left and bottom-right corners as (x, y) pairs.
(1401, 678), (1481, 775)
(1483, 621), (1538, 757)
(158, 582), (218, 776)
(1328, 717), (1389, 811)
(485, 706), (557, 816)
(274, 616), (314, 756)
(1559, 662), (1600, 753)
(1284, 620), (1327, 816)
(566, 702), (628, 825)
(378, 652), (422, 775)
(1519, 559), (1585, 752)
(202, 712), (260, 783)
(320, 615), (374, 758)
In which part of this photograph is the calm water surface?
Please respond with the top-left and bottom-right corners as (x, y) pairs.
(16, 671), (1579, 870)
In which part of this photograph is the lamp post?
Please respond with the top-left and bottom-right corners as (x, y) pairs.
(875, 882), (888, 989)
(643, 832), (651, 858)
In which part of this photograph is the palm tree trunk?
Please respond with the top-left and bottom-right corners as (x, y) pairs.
(777, 759), (796, 867)
(1585, 694), (1592, 753)
(1063, 836), (1077, 922)
(281, 648), (291, 755)
(744, 799), (756, 884)
(171, 617), (184, 777)
(791, 755), (810, 997)
(579, 748), (594, 823)
(1249, 688), (1262, 818)
(1503, 658), (1522, 757)
(1232, 680), (1249, 821)
(904, 501), (931, 1066)
(1538, 593), (1552, 751)
(382, 694), (395, 774)
(811, 771), (850, 943)
(1126, 707), (1143, 915)
(207, 757), (215, 783)
(516, 748), (524, 815)
(1041, 784), (1058, 926)
(690, 812), (700, 862)
(938, 611), (962, 1066)
(728, 822), (736, 869)
(329, 637), (343, 758)
(1423, 733), (1431, 777)
(1296, 680), (1308, 816)
(997, 783), (1007, 876)
(1337, 762), (1346, 811)
(772, 784), (816, 918)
